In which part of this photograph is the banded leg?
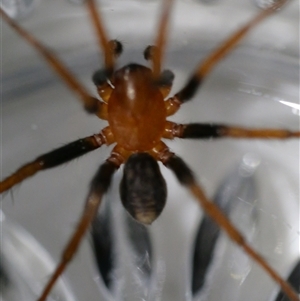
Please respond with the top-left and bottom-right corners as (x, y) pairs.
(174, 0), (288, 103)
(0, 8), (106, 117)
(160, 151), (299, 301)
(0, 133), (107, 193)
(37, 159), (119, 301)
(163, 122), (300, 140)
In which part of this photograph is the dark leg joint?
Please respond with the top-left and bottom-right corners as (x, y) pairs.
(92, 69), (112, 86)
(90, 160), (119, 195)
(175, 75), (202, 103)
(37, 136), (100, 169)
(154, 69), (175, 87)
(181, 123), (227, 139)
(164, 155), (194, 186)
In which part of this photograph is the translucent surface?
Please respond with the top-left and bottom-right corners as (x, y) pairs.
(0, 211), (76, 301)
(1, 0), (299, 300)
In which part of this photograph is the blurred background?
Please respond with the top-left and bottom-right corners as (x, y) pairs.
(1, 0), (299, 300)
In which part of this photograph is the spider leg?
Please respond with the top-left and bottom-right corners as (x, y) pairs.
(173, 0), (288, 103)
(0, 8), (105, 117)
(37, 159), (119, 301)
(151, 142), (299, 301)
(86, 0), (123, 73)
(163, 121), (300, 139)
(0, 131), (112, 193)
(144, 0), (175, 77)
(91, 39), (123, 102)
(144, 44), (175, 98)
(275, 260), (300, 301)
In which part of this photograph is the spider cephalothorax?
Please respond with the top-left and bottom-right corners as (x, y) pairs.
(1, 0), (299, 300)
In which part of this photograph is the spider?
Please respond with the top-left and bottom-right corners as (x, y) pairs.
(1, 0), (299, 300)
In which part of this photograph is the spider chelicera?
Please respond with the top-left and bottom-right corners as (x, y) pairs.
(1, 0), (299, 300)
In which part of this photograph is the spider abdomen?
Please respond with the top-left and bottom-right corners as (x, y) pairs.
(108, 64), (167, 151)
(120, 153), (167, 225)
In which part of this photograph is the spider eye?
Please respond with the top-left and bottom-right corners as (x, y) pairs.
(120, 153), (167, 225)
